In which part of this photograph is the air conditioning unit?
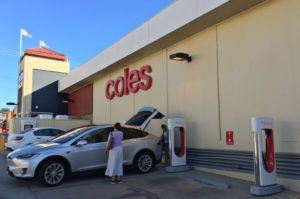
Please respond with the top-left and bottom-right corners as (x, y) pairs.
(55, 115), (69, 120)
(37, 114), (53, 119)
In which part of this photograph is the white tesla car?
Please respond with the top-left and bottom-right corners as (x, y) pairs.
(5, 127), (65, 151)
(7, 107), (164, 186)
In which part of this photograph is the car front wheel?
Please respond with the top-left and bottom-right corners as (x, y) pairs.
(38, 159), (66, 186)
(134, 151), (154, 174)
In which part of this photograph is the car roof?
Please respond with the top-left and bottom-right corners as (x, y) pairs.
(90, 124), (142, 130)
(89, 124), (113, 130)
(62, 124), (113, 133)
(31, 127), (64, 131)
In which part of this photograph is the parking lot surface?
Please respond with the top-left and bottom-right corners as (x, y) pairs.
(0, 152), (299, 199)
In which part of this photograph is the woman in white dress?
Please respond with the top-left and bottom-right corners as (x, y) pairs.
(105, 123), (124, 184)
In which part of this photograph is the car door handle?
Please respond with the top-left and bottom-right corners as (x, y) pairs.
(36, 138), (42, 139)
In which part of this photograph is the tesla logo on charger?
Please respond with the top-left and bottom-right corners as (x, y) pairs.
(260, 121), (272, 126)
(105, 65), (152, 100)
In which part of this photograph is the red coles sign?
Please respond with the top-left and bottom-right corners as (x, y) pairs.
(105, 65), (152, 100)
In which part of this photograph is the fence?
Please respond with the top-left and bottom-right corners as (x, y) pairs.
(8, 117), (91, 133)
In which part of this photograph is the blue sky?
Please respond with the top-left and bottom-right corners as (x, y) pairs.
(0, 0), (173, 110)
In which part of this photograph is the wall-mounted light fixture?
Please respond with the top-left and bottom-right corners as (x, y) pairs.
(169, 52), (192, 62)
(62, 99), (74, 104)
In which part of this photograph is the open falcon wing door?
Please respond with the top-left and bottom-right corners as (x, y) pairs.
(125, 106), (164, 130)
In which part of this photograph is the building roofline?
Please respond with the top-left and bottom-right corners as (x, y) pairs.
(20, 47), (68, 62)
(59, 0), (266, 93)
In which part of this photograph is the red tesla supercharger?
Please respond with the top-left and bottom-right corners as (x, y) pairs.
(250, 117), (282, 196)
(165, 118), (190, 173)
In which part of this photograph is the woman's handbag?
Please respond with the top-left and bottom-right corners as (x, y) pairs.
(106, 132), (114, 150)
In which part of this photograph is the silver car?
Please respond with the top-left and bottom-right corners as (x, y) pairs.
(7, 107), (164, 186)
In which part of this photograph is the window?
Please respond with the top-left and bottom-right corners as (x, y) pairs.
(51, 129), (65, 137)
(122, 127), (148, 140)
(53, 127), (92, 144)
(34, 129), (53, 136)
(17, 129), (32, 134)
(77, 127), (113, 144)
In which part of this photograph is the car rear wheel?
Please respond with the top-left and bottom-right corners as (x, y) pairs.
(134, 151), (154, 174)
(38, 159), (66, 186)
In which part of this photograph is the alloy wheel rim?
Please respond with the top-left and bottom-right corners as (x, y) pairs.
(44, 163), (64, 185)
(138, 154), (152, 172)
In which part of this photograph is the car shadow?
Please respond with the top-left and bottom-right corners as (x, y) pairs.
(27, 165), (162, 190)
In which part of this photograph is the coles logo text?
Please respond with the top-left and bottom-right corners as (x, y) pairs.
(105, 65), (152, 100)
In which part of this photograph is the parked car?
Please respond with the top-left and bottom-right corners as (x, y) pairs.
(6, 107), (164, 186)
(5, 127), (65, 151)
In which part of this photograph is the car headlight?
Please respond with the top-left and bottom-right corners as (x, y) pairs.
(16, 153), (40, 159)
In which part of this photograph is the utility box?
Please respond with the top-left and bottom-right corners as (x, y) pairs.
(20, 119), (37, 131)
(55, 115), (69, 120)
(36, 114), (53, 119)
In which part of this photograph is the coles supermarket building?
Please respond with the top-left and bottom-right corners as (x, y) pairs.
(58, 0), (300, 190)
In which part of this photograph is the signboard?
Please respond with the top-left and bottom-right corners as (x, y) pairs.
(18, 71), (24, 88)
(105, 65), (152, 100)
(226, 131), (234, 145)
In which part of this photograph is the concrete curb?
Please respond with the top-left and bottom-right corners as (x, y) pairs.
(193, 177), (231, 190)
(179, 171), (231, 190)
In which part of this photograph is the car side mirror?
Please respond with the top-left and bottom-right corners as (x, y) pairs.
(76, 140), (88, 147)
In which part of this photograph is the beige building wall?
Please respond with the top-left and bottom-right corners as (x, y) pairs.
(93, 50), (168, 136)
(90, 0), (300, 190)
(20, 55), (69, 115)
(217, 0), (300, 153)
(167, 27), (220, 149)
(92, 0), (300, 153)
(132, 51), (168, 135)
(110, 66), (135, 124)
(22, 56), (69, 97)
(93, 71), (111, 124)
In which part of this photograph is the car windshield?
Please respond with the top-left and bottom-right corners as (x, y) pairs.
(52, 127), (94, 144)
(16, 129), (32, 134)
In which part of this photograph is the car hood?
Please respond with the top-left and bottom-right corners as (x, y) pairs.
(7, 142), (64, 158)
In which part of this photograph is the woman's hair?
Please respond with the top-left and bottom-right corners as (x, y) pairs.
(161, 124), (167, 130)
(114, 122), (122, 130)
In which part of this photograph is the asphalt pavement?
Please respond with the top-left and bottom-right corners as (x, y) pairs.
(0, 151), (299, 199)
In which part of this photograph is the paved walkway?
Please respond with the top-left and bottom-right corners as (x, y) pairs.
(0, 152), (299, 199)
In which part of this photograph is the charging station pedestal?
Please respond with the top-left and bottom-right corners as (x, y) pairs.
(165, 118), (190, 173)
(250, 117), (282, 196)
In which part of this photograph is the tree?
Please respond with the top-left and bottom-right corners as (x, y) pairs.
(0, 108), (10, 113)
